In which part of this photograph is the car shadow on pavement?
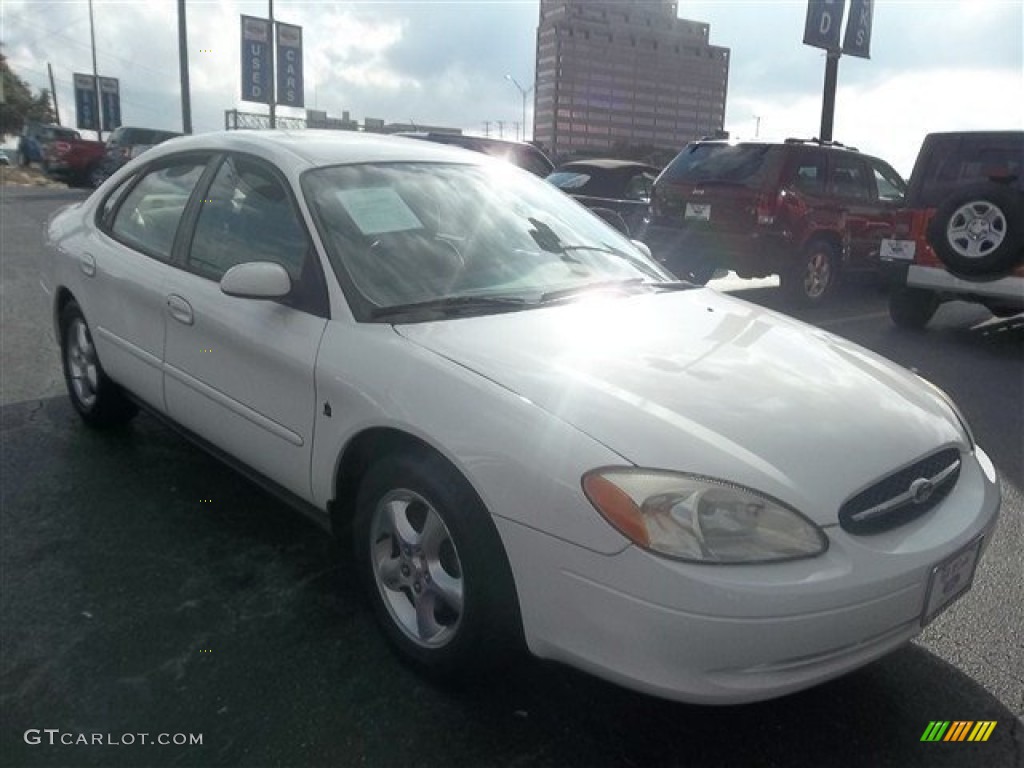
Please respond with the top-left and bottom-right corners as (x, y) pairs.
(2, 397), (1021, 768)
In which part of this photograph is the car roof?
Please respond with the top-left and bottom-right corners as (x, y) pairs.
(132, 130), (494, 172)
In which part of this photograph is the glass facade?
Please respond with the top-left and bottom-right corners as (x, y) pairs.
(534, 0), (729, 159)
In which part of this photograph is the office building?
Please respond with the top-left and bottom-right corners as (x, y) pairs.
(534, 0), (730, 159)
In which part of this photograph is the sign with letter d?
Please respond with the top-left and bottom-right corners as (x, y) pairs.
(803, 0), (847, 51)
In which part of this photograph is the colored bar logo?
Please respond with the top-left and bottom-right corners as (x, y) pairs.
(921, 721), (997, 742)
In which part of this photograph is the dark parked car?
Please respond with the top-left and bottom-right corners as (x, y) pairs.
(546, 159), (659, 236)
(881, 131), (1023, 328)
(397, 132), (554, 177)
(643, 138), (907, 302)
(97, 126), (182, 183)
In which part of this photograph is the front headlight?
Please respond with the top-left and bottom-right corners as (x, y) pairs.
(583, 469), (828, 564)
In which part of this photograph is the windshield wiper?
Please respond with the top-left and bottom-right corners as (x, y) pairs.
(540, 279), (700, 304)
(540, 278), (648, 303)
(371, 294), (527, 320)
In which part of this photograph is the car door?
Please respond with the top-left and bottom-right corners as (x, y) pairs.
(826, 153), (877, 268)
(84, 155), (213, 409)
(162, 153), (330, 498)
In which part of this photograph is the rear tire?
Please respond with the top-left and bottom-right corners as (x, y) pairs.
(782, 239), (839, 304)
(59, 301), (137, 428)
(353, 449), (522, 680)
(888, 287), (939, 329)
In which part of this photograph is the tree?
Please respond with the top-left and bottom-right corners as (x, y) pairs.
(1, 50), (57, 136)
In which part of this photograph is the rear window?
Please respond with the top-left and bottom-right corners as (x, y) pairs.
(912, 134), (1024, 206)
(659, 143), (780, 189)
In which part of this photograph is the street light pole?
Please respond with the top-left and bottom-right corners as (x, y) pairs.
(504, 74), (533, 142)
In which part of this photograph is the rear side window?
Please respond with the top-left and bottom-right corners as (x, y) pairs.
(110, 160), (208, 261)
(659, 143), (780, 189)
(829, 155), (873, 200)
(786, 150), (827, 195)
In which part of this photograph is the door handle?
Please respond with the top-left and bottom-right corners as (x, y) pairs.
(79, 252), (96, 277)
(166, 294), (194, 326)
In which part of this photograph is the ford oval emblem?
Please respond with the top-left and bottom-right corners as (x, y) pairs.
(910, 477), (935, 505)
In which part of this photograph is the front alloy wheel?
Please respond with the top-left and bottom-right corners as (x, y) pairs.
(369, 489), (464, 648)
(353, 450), (522, 679)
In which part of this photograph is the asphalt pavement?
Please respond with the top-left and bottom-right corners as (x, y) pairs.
(2, 186), (1022, 767)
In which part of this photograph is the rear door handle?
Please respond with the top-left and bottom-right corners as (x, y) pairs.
(166, 294), (194, 326)
(79, 252), (96, 277)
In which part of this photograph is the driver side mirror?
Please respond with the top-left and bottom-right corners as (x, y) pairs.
(220, 261), (292, 299)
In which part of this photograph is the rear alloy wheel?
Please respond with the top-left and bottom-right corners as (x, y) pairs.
(60, 301), (137, 427)
(782, 240), (839, 304)
(354, 450), (522, 679)
(888, 287), (940, 329)
(927, 184), (1023, 279)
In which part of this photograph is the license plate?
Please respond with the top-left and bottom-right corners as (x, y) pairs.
(685, 203), (711, 221)
(880, 238), (915, 261)
(921, 537), (983, 626)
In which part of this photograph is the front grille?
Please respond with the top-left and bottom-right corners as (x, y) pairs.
(839, 448), (962, 534)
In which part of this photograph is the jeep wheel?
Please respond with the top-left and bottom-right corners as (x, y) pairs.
(889, 287), (940, 329)
(782, 239), (839, 304)
(927, 184), (1023, 279)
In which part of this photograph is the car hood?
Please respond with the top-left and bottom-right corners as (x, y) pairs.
(395, 290), (966, 525)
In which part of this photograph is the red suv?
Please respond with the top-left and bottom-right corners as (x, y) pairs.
(882, 131), (1023, 328)
(643, 138), (907, 303)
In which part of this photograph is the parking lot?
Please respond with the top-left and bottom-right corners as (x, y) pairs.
(2, 186), (1022, 767)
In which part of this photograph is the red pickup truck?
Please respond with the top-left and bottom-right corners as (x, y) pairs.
(43, 135), (107, 188)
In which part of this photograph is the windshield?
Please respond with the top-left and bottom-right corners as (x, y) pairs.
(303, 161), (671, 320)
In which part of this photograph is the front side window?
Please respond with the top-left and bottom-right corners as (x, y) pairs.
(304, 162), (669, 319)
(624, 171), (656, 201)
(869, 160), (906, 202)
(110, 159), (208, 260)
(187, 155), (310, 282)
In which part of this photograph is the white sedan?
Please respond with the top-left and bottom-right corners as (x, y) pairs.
(41, 131), (1000, 704)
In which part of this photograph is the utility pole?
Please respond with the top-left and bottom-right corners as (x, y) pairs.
(47, 63), (60, 125)
(483, 121), (491, 137)
(513, 121), (520, 141)
(88, 0), (102, 140)
(268, 0), (276, 129)
(177, 0), (192, 133)
(496, 120), (504, 139)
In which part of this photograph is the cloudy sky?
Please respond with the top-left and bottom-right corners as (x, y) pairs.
(3, 0), (1022, 175)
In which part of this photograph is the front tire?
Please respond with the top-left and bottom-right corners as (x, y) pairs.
(59, 301), (137, 427)
(889, 287), (939, 329)
(782, 239), (839, 304)
(353, 450), (522, 679)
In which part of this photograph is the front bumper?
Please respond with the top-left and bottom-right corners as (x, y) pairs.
(496, 448), (1001, 705)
